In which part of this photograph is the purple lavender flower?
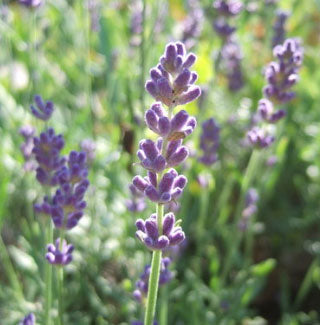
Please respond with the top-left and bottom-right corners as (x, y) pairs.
(136, 213), (185, 250)
(258, 98), (286, 123)
(133, 169), (187, 204)
(50, 151), (89, 229)
(32, 128), (66, 186)
(247, 127), (275, 148)
(199, 118), (220, 166)
(20, 313), (35, 325)
(213, 0), (243, 17)
(272, 10), (289, 48)
(20, 125), (36, 171)
(126, 184), (146, 213)
(213, 19), (236, 38)
(221, 40), (244, 91)
(30, 95), (54, 121)
(46, 238), (74, 266)
(133, 257), (173, 302)
(145, 103), (196, 140)
(19, 0), (42, 7)
(238, 188), (259, 231)
(264, 38), (303, 104)
(145, 42), (201, 107)
(34, 196), (51, 216)
(181, 0), (203, 49)
(80, 139), (96, 163)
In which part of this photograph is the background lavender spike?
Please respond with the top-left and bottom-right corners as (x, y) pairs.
(20, 313), (36, 325)
(133, 257), (173, 303)
(20, 125), (36, 171)
(30, 95), (54, 121)
(199, 118), (220, 166)
(272, 10), (289, 48)
(238, 188), (259, 231)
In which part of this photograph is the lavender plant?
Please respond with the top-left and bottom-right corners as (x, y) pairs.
(131, 42), (201, 324)
(212, 0), (244, 91)
(247, 38), (303, 147)
(199, 118), (220, 166)
(28, 95), (90, 324)
(272, 10), (289, 48)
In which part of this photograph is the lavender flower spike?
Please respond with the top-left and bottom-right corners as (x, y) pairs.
(20, 313), (36, 325)
(51, 151), (89, 229)
(46, 238), (74, 266)
(136, 213), (185, 250)
(30, 95), (54, 121)
(32, 128), (66, 186)
(199, 118), (220, 165)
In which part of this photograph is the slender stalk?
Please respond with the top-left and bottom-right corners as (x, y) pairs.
(57, 265), (64, 325)
(293, 257), (319, 310)
(221, 149), (261, 283)
(0, 235), (24, 299)
(144, 204), (164, 325)
(140, 0), (146, 114)
(159, 285), (168, 325)
(57, 231), (65, 325)
(44, 220), (53, 325)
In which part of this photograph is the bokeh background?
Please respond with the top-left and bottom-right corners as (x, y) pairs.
(1, 0), (320, 324)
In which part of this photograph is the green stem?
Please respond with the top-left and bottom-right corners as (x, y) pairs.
(44, 220), (53, 325)
(58, 265), (64, 325)
(144, 204), (164, 325)
(58, 231), (65, 325)
(0, 235), (24, 299)
(159, 285), (168, 325)
(221, 149), (261, 283)
(140, 0), (146, 115)
(293, 256), (319, 310)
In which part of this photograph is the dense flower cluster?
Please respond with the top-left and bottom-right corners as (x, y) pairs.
(133, 257), (173, 303)
(212, 0), (244, 91)
(20, 313), (35, 325)
(199, 118), (220, 166)
(247, 38), (303, 148)
(272, 10), (289, 48)
(29, 95), (90, 265)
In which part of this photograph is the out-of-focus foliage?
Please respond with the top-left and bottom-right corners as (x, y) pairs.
(0, 0), (320, 324)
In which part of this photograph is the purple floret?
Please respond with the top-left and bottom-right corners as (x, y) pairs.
(46, 238), (74, 266)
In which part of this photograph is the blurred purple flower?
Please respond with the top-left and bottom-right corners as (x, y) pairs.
(199, 118), (220, 166)
(20, 125), (36, 171)
(264, 38), (303, 104)
(19, 0), (42, 7)
(133, 257), (173, 303)
(80, 139), (96, 163)
(30, 95), (54, 121)
(213, 0), (243, 17)
(238, 188), (259, 231)
(20, 313), (35, 325)
(272, 10), (289, 48)
(50, 151), (89, 229)
(32, 128), (66, 186)
(126, 184), (146, 213)
(247, 127), (275, 148)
